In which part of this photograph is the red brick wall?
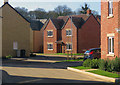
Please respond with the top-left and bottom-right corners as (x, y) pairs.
(57, 29), (62, 40)
(44, 19), (57, 54)
(62, 18), (77, 53)
(101, 1), (119, 59)
(118, 1), (120, 59)
(77, 15), (100, 53)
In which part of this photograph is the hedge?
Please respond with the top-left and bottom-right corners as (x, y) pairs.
(83, 57), (120, 72)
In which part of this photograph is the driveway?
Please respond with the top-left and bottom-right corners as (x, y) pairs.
(2, 56), (113, 84)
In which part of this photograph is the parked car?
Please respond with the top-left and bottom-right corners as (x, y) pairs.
(83, 48), (101, 61)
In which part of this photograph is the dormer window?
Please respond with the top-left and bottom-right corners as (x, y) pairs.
(108, 0), (113, 16)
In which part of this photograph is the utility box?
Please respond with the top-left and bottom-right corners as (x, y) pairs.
(17, 50), (20, 57)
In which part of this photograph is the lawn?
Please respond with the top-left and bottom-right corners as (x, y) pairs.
(59, 58), (83, 62)
(71, 66), (91, 70)
(87, 70), (120, 78)
(35, 53), (84, 56)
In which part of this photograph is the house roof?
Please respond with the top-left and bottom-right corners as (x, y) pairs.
(44, 14), (100, 30)
(30, 20), (44, 31)
(51, 19), (65, 30)
(57, 14), (90, 22)
(58, 14), (91, 29)
(1, 2), (30, 23)
(72, 17), (85, 29)
(39, 19), (47, 24)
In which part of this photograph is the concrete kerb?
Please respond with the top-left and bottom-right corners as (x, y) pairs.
(67, 67), (120, 83)
(35, 53), (84, 58)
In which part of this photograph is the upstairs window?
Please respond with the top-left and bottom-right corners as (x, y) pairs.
(108, 0), (113, 16)
(47, 30), (53, 37)
(66, 30), (72, 36)
(66, 43), (72, 50)
(108, 37), (114, 54)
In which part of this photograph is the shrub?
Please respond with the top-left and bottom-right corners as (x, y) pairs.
(6, 55), (12, 59)
(106, 59), (115, 72)
(90, 59), (99, 68)
(98, 59), (107, 71)
(114, 57), (120, 72)
(98, 58), (120, 72)
(83, 59), (91, 67)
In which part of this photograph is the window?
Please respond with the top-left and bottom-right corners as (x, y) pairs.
(47, 31), (53, 37)
(66, 30), (72, 36)
(66, 43), (72, 50)
(108, 0), (113, 16)
(47, 43), (53, 50)
(108, 37), (114, 54)
(13, 41), (18, 50)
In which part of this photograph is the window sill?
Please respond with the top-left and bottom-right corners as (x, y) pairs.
(48, 49), (53, 51)
(65, 49), (73, 51)
(107, 54), (114, 57)
(48, 36), (53, 38)
(66, 35), (72, 37)
(107, 15), (114, 19)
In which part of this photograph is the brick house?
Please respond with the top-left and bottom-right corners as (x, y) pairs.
(43, 19), (64, 54)
(0, 1), (33, 57)
(101, 0), (120, 59)
(44, 9), (100, 54)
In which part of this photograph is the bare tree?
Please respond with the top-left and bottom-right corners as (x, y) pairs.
(54, 5), (73, 16)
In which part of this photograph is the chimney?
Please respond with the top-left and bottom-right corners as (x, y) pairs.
(4, 0), (8, 4)
(87, 9), (91, 15)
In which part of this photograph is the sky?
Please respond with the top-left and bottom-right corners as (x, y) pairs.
(0, 0), (101, 15)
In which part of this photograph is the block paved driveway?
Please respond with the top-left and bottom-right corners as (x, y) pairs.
(2, 56), (113, 84)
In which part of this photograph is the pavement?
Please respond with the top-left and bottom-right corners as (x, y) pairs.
(1, 56), (114, 84)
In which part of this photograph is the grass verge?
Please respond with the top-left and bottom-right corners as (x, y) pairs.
(87, 70), (120, 78)
(35, 53), (84, 56)
(59, 58), (83, 62)
(71, 66), (91, 70)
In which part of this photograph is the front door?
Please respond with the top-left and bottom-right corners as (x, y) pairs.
(57, 44), (62, 53)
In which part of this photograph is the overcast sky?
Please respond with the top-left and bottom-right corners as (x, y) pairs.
(0, 0), (101, 14)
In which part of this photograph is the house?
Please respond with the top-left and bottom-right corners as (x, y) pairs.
(30, 19), (47, 53)
(43, 19), (64, 54)
(0, 0), (33, 58)
(44, 9), (101, 54)
(101, 0), (120, 59)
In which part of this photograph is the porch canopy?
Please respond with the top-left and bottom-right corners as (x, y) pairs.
(55, 40), (65, 45)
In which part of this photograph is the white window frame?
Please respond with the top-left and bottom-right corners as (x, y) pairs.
(108, 36), (114, 54)
(66, 29), (72, 36)
(108, 0), (113, 16)
(47, 43), (53, 50)
(47, 30), (53, 37)
(66, 43), (72, 50)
